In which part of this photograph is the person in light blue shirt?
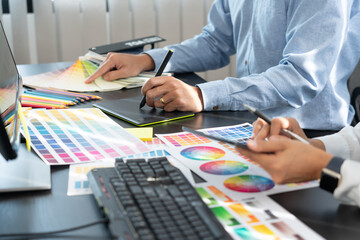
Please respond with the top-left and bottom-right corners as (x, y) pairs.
(86, 0), (360, 130)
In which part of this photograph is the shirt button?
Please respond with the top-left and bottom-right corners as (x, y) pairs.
(245, 60), (248, 65)
(212, 106), (219, 110)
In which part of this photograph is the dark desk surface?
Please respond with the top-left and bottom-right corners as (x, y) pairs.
(1, 62), (359, 239)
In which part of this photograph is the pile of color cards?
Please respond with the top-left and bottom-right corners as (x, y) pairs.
(22, 58), (149, 92)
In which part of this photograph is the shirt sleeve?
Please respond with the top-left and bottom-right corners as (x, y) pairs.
(147, 1), (351, 112)
(145, 0), (235, 74)
(199, 1), (350, 111)
(319, 123), (360, 161)
(334, 160), (360, 207)
(318, 123), (360, 206)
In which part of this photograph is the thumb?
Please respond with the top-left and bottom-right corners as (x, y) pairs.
(247, 136), (288, 153)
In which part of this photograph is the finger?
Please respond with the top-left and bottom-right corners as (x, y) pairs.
(246, 138), (287, 153)
(251, 118), (266, 139)
(102, 68), (132, 81)
(85, 60), (115, 83)
(141, 76), (170, 95)
(153, 96), (166, 109)
(255, 123), (270, 140)
(237, 147), (277, 168)
(163, 99), (178, 112)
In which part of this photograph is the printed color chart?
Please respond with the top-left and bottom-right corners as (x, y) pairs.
(158, 123), (318, 196)
(24, 108), (149, 165)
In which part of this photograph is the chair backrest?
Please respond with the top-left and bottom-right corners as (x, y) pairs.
(0, 0), (236, 81)
(351, 86), (360, 124)
(348, 60), (360, 125)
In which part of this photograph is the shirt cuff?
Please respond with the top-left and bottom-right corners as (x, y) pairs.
(318, 133), (350, 159)
(144, 48), (169, 72)
(197, 80), (231, 111)
(333, 160), (360, 207)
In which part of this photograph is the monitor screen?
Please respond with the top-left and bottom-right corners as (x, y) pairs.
(0, 20), (22, 160)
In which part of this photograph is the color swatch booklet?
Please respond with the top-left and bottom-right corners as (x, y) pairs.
(22, 51), (149, 92)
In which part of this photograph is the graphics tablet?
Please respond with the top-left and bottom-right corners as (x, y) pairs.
(93, 96), (195, 126)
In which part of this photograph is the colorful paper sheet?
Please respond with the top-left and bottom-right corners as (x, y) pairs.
(67, 138), (194, 196)
(22, 59), (148, 92)
(194, 183), (324, 240)
(157, 123), (318, 197)
(23, 108), (150, 165)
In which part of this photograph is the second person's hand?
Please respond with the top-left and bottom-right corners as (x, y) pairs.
(141, 76), (204, 112)
(85, 53), (155, 84)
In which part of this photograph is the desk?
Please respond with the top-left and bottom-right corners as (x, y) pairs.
(0, 62), (359, 239)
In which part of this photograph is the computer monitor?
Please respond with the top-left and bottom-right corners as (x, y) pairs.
(0, 22), (21, 161)
(0, 20), (51, 192)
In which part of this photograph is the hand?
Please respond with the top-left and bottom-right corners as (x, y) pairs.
(252, 117), (307, 140)
(237, 136), (333, 184)
(85, 53), (155, 83)
(141, 76), (204, 112)
(251, 117), (325, 149)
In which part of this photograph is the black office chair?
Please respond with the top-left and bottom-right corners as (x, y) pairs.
(351, 86), (360, 125)
(348, 61), (360, 126)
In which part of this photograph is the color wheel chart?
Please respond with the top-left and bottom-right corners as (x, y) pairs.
(22, 59), (148, 92)
(194, 184), (324, 240)
(23, 108), (150, 165)
(157, 123), (317, 196)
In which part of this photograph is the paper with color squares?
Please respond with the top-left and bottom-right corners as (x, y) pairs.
(194, 182), (324, 240)
(22, 59), (149, 92)
(22, 108), (150, 165)
(67, 138), (195, 196)
(157, 123), (318, 198)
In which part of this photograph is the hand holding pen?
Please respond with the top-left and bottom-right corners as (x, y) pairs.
(139, 50), (173, 108)
(243, 104), (310, 144)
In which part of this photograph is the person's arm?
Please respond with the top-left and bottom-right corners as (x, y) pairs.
(148, 1), (351, 112)
(145, 0), (235, 73)
(318, 124), (360, 161)
(334, 159), (360, 207)
(197, 1), (351, 112)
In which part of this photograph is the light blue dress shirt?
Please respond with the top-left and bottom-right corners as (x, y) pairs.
(146, 0), (360, 130)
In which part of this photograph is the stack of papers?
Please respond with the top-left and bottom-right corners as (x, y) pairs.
(23, 59), (148, 92)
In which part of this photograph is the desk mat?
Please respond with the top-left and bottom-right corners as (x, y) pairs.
(93, 96), (195, 126)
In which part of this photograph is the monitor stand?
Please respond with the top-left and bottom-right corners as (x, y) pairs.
(0, 144), (51, 192)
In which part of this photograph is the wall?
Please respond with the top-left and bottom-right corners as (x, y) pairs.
(0, 0), (236, 81)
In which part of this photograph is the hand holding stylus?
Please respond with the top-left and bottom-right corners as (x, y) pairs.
(243, 104), (310, 144)
(139, 50), (173, 108)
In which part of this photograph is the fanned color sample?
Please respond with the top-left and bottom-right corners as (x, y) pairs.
(23, 59), (148, 92)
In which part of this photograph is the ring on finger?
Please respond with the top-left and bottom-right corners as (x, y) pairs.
(160, 97), (165, 104)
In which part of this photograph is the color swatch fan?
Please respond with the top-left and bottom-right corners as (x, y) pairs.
(23, 59), (149, 92)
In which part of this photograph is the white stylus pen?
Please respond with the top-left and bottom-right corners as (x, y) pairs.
(243, 104), (310, 144)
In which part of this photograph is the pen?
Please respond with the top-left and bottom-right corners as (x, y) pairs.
(139, 49), (173, 109)
(243, 103), (310, 144)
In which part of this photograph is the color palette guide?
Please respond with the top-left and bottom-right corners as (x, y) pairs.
(67, 138), (194, 195)
(22, 108), (150, 165)
(157, 123), (317, 197)
(194, 183), (324, 240)
(22, 58), (149, 92)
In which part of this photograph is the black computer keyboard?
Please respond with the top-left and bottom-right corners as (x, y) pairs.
(88, 157), (232, 240)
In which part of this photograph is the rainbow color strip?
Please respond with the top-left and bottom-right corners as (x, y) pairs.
(200, 160), (248, 175)
(180, 146), (225, 160)
(224, 175), (274, 193)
